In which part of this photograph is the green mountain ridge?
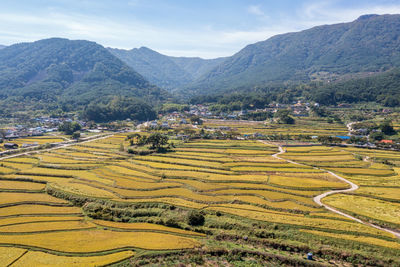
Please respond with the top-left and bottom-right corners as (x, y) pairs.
(182, 14), (400, 97)
(0, 38), (168, 114)
(109, 46), (226, 91)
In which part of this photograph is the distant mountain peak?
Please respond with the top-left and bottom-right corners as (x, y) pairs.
(357, 14), (379, 20)
(0, 38), (168, 109)
(182, 14), (400, 96)
(108, 46), (226, 91)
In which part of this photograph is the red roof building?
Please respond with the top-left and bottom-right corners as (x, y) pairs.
(380, 140), (393, 144)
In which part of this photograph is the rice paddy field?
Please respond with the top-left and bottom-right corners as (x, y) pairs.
(1, 135), (68, 150)
(0, 132), (399, 266)
(202, 118), (348, 137)
(280, 145), (400, 231)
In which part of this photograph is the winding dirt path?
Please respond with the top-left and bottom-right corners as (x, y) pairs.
(261, 141), (400, 239)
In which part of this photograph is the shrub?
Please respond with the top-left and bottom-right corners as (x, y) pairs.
(187, 211), (205, 226)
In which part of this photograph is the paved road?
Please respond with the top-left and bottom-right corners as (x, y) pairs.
(261, 141), (400, 239)
(0, 134), (113, 161)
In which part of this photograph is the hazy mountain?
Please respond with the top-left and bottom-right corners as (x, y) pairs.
(0, 38), (168, 111)
(109, 47), (193, 90)
(169, 56), (226, 80)
(183, 14), (400, 96)
(109, 47), (226, 91)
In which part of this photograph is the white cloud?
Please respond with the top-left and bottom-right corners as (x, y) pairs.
(247, 5), (268, 20)
(1, 2), (400, 58)
(299, 1), (400, 26)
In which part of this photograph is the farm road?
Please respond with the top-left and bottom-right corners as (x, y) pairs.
(260, 141), (400, 239)
(0, 134), (113, 161)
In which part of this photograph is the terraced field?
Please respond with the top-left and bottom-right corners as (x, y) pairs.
(202, 118), (348, 137)
(281, 145), (400, 233)
(0, 133), (399, 266)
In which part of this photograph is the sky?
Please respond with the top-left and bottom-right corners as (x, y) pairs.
(0, 0), (400, 58)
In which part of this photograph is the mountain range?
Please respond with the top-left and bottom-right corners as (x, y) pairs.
(108, 47), (225, 91)
(0, 38), (168, 114)
(182, 14), (400, 96)
(0, 13), (399, 115)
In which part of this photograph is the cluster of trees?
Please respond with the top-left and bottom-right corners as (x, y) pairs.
(189, 69), (400, 110)
(83, 97), (156, 123)
(58, 121), (81, 138)
(159, 103), (189, 113)
(240, 111), (273, 121)
(274, 109), (295, 124)
(126, 133), (172, 152)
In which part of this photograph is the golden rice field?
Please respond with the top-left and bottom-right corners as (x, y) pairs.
(0, 204), (82, 216)
(282, 145), (400, 234)
(1, 132), (399, 265)
(301, 229), (400, 249)
(0, 180), (45, 191)
(0, 230), (200, 252)
(11, 136), (66, 146)
(12, 250), (135, 267)
(322, 194), (400, 226)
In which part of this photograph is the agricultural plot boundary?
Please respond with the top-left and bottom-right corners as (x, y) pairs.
(263, 141), (400, 239)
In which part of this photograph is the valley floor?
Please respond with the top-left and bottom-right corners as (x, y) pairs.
(0, 130), (399, 266)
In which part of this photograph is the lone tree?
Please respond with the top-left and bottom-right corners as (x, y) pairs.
(380, 120), (396, 135)
(71, 131), (80, 140)
(126, 133), (147, 146)
(146, 133), (169, 151)
(275, 109), (295, 124)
